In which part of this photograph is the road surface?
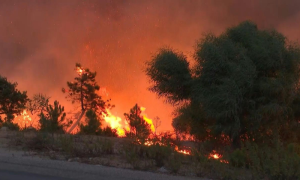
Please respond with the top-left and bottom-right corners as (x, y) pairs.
(0, 147), (202, 180)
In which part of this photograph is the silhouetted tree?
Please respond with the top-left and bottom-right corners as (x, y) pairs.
(27, 94), (50, 115)
(102, 126), (118, 137)
(124, 104), (151, 141)
(146, 21), (300, 147)
(79, 109), (102, 135)
(62, 63), (112, 133)
(0, 76), (28, 130)
(39, 101), (67, 133)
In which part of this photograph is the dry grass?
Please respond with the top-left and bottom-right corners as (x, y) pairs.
(4, 130), (297, 180)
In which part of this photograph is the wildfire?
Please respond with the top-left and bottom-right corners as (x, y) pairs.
(209, 150), (229, 163)
(140, 107), (155, 132)
(14, 110), (32, 129)
(103, 109), (128, 137)
(175, 145), (191, 155)
(102, 106), (156, 137)
(76, 67), (84, 75)
(210, 153), (221, 159)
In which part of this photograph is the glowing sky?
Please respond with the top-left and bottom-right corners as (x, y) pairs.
(1, 0), (300, 132)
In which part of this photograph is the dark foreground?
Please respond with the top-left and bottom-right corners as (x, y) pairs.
(0, 147), (201, 180)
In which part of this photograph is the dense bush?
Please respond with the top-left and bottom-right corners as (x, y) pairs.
(79, 109), (102, 135)
(101, 126), (118, 137)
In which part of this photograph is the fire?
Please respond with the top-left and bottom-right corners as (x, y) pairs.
(76, 67), (84, 75)
(103, 109), (128, 137)
(212, 154), (220, 159)
(103, 106), (155, 137)
(14, 110), (32, 129)
(209, 150), (221, 159)
(175, 145), (191, 155)
(209, 151), (229, 163)
(178, 149), (190, 155)
(140, 107), (155, 132)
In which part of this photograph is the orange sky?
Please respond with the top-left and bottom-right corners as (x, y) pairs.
(1, 0), (300, 132)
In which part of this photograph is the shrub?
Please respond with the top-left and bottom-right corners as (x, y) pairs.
(25, 132), (52, 151)
(147, 143), (173, 167)
(79, 110), (102, 135)
(72, 137), (114, 157)
(101, 126), (118, 137)
(242, 141), (300, 179)
(228, 149), (247, 168)
(2, 121), (20, 131)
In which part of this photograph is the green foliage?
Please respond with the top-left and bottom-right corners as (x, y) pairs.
(145, 48), (192, 104)
(241, 141), (300, 179)
(0, 76), (28, 123)
(72, 137), (114, 157)
(79, 109), (102, 135)
(147, 143), (173, 167)
(124, 104), (151, 141)
(146, 21), (300, 147)
(228, 149), (247, 168)
(166, 153), (183, 173)
(39, 101), (67, 133)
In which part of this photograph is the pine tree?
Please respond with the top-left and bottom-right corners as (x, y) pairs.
(124, 104), (151, 141)
(0, 76), (28, 130)
(0, 76), (28, 119)
(39, 100), (66, 133)
(79, 109), (102, 135)
(62, 63), (112, 133)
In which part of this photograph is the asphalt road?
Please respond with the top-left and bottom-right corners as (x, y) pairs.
(0, 147), (202, 180)
(0, 169), (70, 180)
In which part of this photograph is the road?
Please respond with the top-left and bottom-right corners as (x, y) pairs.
(0, 147), (202, 180)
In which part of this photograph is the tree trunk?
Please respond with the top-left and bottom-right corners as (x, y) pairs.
(67, 110), (86, 133)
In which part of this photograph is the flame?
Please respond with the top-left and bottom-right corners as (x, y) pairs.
(76, 67), (85, 75)
(140, 107), (155, 132)
(211, 153), (220, 159)
(209, 151), (229, 163)
(175, 145), (191, 155)
(102, 106), (155, 137)
(142, 139), (191, 155)
(178, 149), (190, 155)
(103, 109), (128, 137)
(14, 110), (32, 129)
(209, 150), (221, 159)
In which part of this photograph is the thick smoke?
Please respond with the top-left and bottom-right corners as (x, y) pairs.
(0, 0), (300, 131)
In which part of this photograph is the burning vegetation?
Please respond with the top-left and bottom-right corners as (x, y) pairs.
(1, 21), (300, 179)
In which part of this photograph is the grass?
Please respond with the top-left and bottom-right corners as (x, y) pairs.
(3, 130), (300, 180)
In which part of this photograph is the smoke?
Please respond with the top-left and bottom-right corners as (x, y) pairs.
(0, 0), (300, 131)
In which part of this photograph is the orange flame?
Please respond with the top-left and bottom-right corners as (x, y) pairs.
(14, 110), (32, 129)
(175, 145), (191, 155)
(103, 109), (129, 137)
(209, 151), (229, 163)
(140, 107), (155, 132)
(103, 106), (155, 137)
(76, 67), (84, 75)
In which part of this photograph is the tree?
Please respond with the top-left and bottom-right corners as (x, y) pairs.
(153, 116), (161, 136)
(0, 76), (28, 121)
(124, 104), (151, 140)
(27, 94), (50, 116)
(25, 93), (50, 128)
(39, 101), (67, 133)
(62, 63), (112, 133)
(79, 109), (102, 135)
(146, 21), (300, 147)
